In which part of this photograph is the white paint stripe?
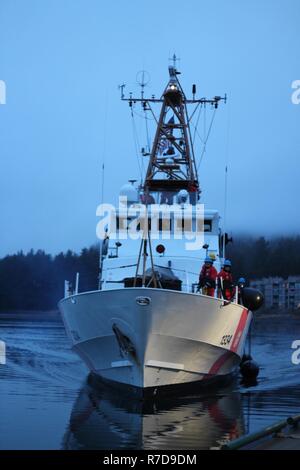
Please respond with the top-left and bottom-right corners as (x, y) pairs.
(146, 360), (184, 370)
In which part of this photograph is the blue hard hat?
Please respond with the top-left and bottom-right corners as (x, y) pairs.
(205, 256), (213, 264)
(238, 277), (246, 283)
(224, 259), (231, 267)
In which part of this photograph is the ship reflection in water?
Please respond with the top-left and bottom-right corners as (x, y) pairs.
(63, 376), (244, 450)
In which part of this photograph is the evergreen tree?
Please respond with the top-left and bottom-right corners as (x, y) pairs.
(1, 237), (300, 312)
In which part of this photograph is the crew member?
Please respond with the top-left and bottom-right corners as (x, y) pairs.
(140, 193), (155, 205)
(188, 182), (199, 205)
(160, 191), (175, 205)
(218, 259), (234, 301)
(198, 257), (218, 297)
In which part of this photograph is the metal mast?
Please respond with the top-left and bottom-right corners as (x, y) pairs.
(119, 61), (226, 288)
(121, 59), (226, 199)
(144, 64), (197, 194)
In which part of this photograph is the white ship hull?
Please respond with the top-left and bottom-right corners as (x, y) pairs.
(59, 288), (251, 394)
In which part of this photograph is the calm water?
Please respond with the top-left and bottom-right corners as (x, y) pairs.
(0, 312), (299, 450)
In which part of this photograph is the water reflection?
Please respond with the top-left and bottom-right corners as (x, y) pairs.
(63, 376), (245, 450)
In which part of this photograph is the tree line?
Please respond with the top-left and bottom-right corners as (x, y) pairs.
(226, 236), (300, 281)
(0, 247), (99, 311)
(0, 236), (300, 311)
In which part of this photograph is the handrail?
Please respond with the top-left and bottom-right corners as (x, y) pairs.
(102, 263), (199, 278)
(103, 263), (137, 271)
(101, 262), (240, 303)
(221, 414), (300, 450)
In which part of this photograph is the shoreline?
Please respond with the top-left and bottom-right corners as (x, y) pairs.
(253, 308), (300, 318)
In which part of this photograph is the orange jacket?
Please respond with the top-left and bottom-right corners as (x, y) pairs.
(199, 265), (218, 286)
(218, 269), (233, 288)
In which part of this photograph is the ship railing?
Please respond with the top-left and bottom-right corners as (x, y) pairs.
(64, 272), (80, 298)
(101, 264), (240, 304)
(64, 267), (239, 304)
(101, 263), (200, 293)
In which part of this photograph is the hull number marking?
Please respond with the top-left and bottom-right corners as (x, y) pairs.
(220, 335), (233, 346)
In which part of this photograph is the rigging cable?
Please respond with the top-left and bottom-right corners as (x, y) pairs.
(192, 103), (203, 146)
(132, 109), (154, 121)
(98, 91), (108, 289)
(222, 100), (231, 260)
(196, 107), (217, 173)
(143, 107), (151, 176)
(223, 163), (228, 260)
(100, 92), (108, 205)
(143, 108), (151, 151)
(130, 107), (143, 181)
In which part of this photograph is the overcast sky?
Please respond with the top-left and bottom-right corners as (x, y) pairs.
(0, 0), (299, 256)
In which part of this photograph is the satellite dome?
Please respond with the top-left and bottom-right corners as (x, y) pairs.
(119, 181), (139, 204)
(177, 189), (189, 204)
